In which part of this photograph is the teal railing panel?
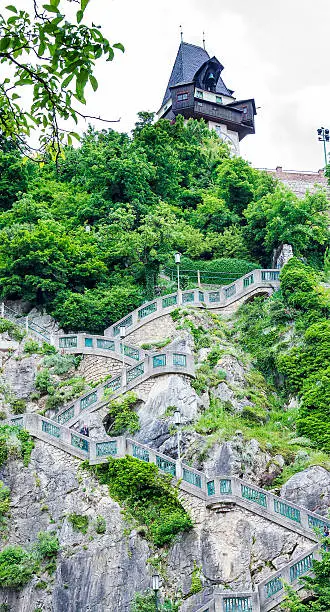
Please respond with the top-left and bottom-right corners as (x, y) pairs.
(138, 302), (157, 319)
(182, 292), (194, 303)
(71, 433), (89, 453)
(308, 515), (330, 531)
(224, 285), (236, 299)
(127, 363), (144, 383)
(153, 354), (166, 368)
(265, 576), (283, 598)
(241, 484), (267, 507)
(198, 291), (205, 302)
(122, 344), (140, 361)
(80, 391), (97, 412)
(42, 420), (60, 438)
(162, 295), (177, 308)
(243, 274), (254, 288)
(173, 353), (186, 367)
(182, 468), (202, 488)
(220, 479), (232, 494)
(10, 417), (24, 428)
(207, 480), (215, 496)
(223, 596), (252, 611)
(96, 338), (115, 351)
(113, 315), (133, 336)
(290, 554), (313, 582)
(261, 270), (280, 282)
(156, 455), (176, 476)
(105, 376), (122, 393)
(209, 291), (220, 303)
(96, 441), (117, 457)
(132, 444), (150, 462)
(59, 336), (77, 348)
(84, 337), (93, 348)
(274, 500), (301, 523)
(57, 406), (74, 425)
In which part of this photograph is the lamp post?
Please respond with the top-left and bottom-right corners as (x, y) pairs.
(119, 326), (126, 386)
(317, 127), (329, 168)
(152, 573), (160, 611)
(174, 409), (181, 461)
(175, 252), (181, 292)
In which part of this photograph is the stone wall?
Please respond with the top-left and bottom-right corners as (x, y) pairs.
(125, 314), (177, 347)
(77, 354), (122, 383)
(261, 166), (329, 198)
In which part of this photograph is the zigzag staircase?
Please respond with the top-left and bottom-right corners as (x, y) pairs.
(4, 268), (323, 611)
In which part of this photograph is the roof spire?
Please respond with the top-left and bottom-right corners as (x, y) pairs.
(203, 31), (206, 50)
(180, 25), (183, 43)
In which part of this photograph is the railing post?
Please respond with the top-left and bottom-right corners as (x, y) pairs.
(0, 303), (4, 318)
(177, 290), (182, 306)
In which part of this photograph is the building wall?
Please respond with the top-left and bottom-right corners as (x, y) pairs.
(208, 121), (240, 155)
(260, 166), (329, 198)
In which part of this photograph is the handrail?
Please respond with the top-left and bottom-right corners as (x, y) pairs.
(1, 303), (51, 343)
(7, 413), (324, 611)
(103, 269), (280, 339)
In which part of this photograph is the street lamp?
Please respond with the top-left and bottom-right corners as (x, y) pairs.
(119, 326), (126, 385)
(174, 409), (181, 461)
(152, 573), (160, 611)
(175, 252), (181, 293)
(317, 127), (330, 167)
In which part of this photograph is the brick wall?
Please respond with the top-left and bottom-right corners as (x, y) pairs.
(77, 355), (122, 383)
(260, 166), (329, 198)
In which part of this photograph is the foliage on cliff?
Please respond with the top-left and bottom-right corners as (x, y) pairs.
(0, 117), (328, 331)
(283, 548), (330, 611)
(91, 456), (192, 547)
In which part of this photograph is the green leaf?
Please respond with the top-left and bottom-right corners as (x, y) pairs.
(89, 75), (98, 92)
(113, 42), (125, 53)
(76, 10), (83, 24)
(42, 4), (60, 13)
(11, 93), (20, 100)
(50, 0), (60, 6)
(0, 37), (11, 51)
(5, 5), (17, 13)
(81, 0), (90, 11)
(69, 132), (80, 141)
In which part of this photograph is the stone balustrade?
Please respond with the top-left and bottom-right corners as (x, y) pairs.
(7, 414), (325, 612)
(54, 332), (145, 364)
(53, 350), (195, 428)
(103, 269), (280, 338)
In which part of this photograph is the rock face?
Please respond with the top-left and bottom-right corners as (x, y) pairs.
(0, 442), (315, 612)
(281, 466), (330, 515)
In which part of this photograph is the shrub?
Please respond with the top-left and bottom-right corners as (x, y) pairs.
(10, 398), (26, 415)
(68, 513), (89, 534)
(0, 546), (38, 588)
(0, 425), (34, 467)
(131, 590), (180, 612)
(0, 481), (10, 529)
(91, 456), (192, 547)
(106, 392), (139, 436)
(0, 318), (25, 342)
(94, 515), (106, 534)
(35, 368), (54, 395)
(23, 339), (41, 355)
(42, 353), (79, 376)
(34, 531), (60, 560)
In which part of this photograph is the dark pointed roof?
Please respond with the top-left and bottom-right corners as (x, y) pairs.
(162, 42), (234, 106)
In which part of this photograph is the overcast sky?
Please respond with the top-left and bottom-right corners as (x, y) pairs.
(74, 0), (328, 171)
(12, 0), (330, 170)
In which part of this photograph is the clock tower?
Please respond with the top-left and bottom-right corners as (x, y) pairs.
(157, 41), (256, 155)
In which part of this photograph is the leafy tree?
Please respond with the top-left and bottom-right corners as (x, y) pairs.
(283, 549), (330, 611)
(0, 0), (124, 159)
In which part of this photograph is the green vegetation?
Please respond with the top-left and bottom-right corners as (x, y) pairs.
(68, 513), (89, 534)
(131, 590), (180, 612)
(0, 118), (328, 333)
(91, 456), (192, 547)
(94, 515), (106, 535)
(0, 318), (25, 342)
(141, 338), (171, 350)
(106, 392), (139, 436)
(0, 425), (34, 468)
(0, 531), (59, 588)
(35, 353), (86, 411)
(283, 548), (330, 611)
(189, 561), (202, 595)
(0, 481), (10, 533)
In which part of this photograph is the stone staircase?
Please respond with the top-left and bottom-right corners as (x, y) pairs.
(4, 267), (322, 611)
(7, 412), (327, 612)
(1, 303), (51, 344)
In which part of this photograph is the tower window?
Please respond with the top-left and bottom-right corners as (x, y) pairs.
(242, 106), (248, 114)
(216, 95), (222, 104)
(177, 92), (188, 101)
(196, 90), (203, 99)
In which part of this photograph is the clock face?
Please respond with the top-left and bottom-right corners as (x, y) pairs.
(215, 126), (239, 156)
